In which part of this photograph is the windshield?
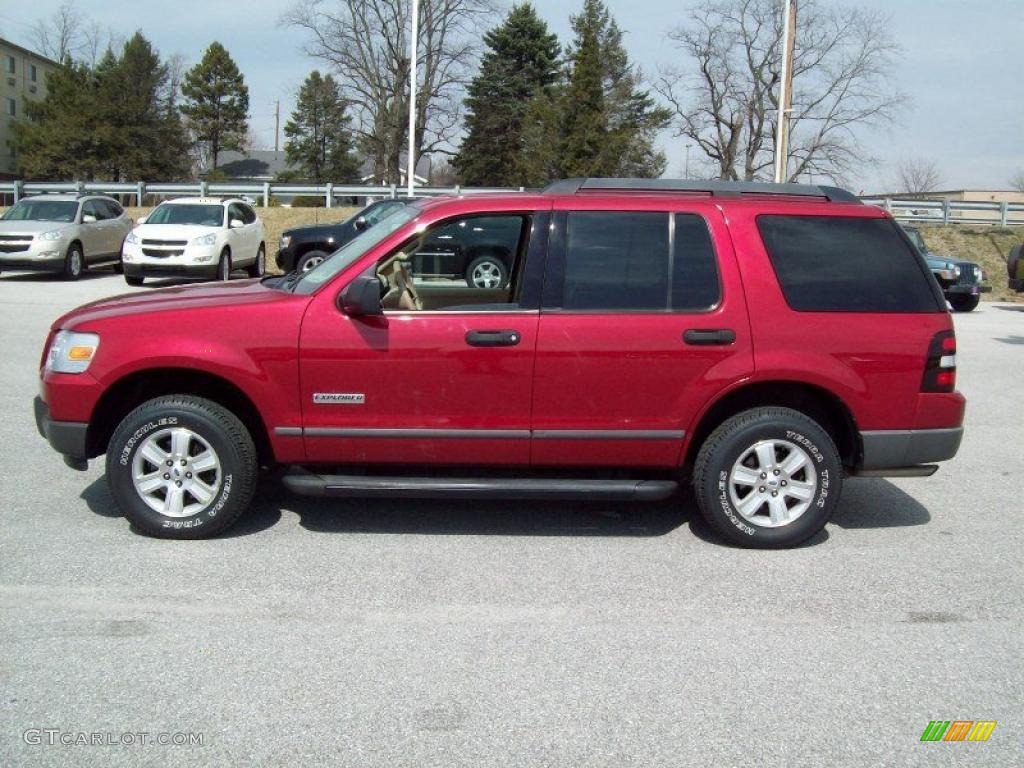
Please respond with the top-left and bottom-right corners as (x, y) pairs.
(2, 200), (78, 223)
(292, 207), (420, 295)
(146, 204), (224, 227)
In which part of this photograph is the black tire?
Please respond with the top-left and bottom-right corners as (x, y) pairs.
(63, 243), (84, 281)
(949, 294), (979, 312)
(124, 275), (144, 287)
(465, 254), (509, 289)
(113, 261), (124, 274)
(217, 249), (231, 281)
(1006, 244), (1021, 281)
(296, 249), (329, 273)
(692, 406), (843, 549)
(247, 244), (266, 278)
(105, 395), (258, 539)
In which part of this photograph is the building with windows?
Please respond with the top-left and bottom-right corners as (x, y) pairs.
(0, 38), (59, 178)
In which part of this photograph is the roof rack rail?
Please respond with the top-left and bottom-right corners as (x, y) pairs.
(542, 177), (861, 204)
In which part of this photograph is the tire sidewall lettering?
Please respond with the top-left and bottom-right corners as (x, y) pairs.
(119, 417), (178, 467)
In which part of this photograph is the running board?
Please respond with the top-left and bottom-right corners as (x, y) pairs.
(851, 464), (939, 478)
(282, 470), (678, 501)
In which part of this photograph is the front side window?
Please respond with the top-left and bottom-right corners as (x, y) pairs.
(82, 200), (105, 221)
(100, 199), (124, 218)
(376, 214), (531, 311)
(146, 204), (225, 227)
(556, 211), (720, 312)
(239, 204), (257, 224)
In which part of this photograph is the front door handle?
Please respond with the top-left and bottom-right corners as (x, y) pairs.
(683, 328), (736, 346)
(466, 330), (521, 347)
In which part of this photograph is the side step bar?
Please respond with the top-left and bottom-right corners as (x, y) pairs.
(851, 464), (938, 478)
(283, 470), (678, 501)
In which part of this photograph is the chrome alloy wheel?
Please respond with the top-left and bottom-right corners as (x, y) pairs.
(131, 427), (222, 517)
(301, 255), (325, 272)
(470, 260), (503, 288)
(727, 439), (817, 528)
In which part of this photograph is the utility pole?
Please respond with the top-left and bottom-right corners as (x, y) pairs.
(684, 144), (691, 179)
(274, 100), (280, 153)
(773, 0), (797, 183)
(407, 0), (419, 197)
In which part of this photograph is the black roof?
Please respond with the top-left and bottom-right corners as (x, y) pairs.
(543, 178), (861, 204)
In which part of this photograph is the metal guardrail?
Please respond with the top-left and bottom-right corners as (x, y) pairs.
(0, 179), (1020, 225)
(860, 197), (1024, 226)
(0, 180), (523, 208)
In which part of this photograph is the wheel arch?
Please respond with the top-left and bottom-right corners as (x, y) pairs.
(683, 380), (860, 471)
(86, 367), (273, 465)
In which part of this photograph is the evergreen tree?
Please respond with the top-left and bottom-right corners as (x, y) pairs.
(180, 41), (249, 171)
(11, 33), (188, 180)
(559, 0), (669, 178)
(284, 71), (360, 183)
(455, 3), (561, 186)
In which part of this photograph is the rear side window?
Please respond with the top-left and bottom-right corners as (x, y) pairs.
(757, 215), (941, 312)
(559, 211), (720, 311)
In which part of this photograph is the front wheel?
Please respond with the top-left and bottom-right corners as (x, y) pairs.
(949, 294), (979, 312)
(63, 244), (84, 281)
(296, 250), (328, 273)
(217, 249), (232, 281)
(247, 244), (266, 278)
(105, 396), (258, 539)
(124, 275), (144, 287)
(692, 406), (843, 548)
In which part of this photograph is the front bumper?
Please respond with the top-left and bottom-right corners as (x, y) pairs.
(275, 247), (296, 272)
(944, 283), (990, 296)
(122, 242), (221, 277)
(859, 427), (963, 471)
(0, 243), (66, 271)
(34, 396), (89, 468)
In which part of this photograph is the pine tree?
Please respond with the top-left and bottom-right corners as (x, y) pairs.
(559, 0), (669, 178)
(455, 3), (560, 186)
(180, 41), (249, 171)
(284, 71), (360, 183)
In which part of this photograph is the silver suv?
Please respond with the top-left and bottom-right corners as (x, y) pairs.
(0, 194), (133, 280)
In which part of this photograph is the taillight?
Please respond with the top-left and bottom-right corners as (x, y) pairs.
(921, 330), (956, 392)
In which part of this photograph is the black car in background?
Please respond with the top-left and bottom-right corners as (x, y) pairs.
(901, 225), (990, 312)
(276, 198), (414, 273)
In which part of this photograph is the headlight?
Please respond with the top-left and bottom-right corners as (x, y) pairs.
(45, 331), (100, 374)
(952, 265), (961, 277)
(280, 235), (292, 249)
(191, 233), (217, 246)
(125, 232), (140, 244)
(38, 230), (64, 241)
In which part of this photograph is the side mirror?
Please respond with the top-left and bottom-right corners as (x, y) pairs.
(137, 216), (148, 225)
(229, 218), (244, 229)
(354, 216), (369, 232)
(338, 275), (383, 316)
(82, 214), (97, 223)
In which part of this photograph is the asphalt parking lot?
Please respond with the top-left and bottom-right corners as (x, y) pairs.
(1, 270), (1021, 767)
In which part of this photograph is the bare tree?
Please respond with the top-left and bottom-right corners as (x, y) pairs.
(1009, 169), (1024, 193)
(30, 0), (84, 62)
(657, 0), (903, 184)
(895, 157), (943, 194)
(282, 0), (492, 184)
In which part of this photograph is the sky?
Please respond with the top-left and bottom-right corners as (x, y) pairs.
(1, 0), (1021, 192)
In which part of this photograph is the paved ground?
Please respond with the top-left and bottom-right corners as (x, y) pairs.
(1, 270), (1021, 767)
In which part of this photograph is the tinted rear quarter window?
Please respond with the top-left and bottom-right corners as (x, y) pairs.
(757, 215), (941, 312)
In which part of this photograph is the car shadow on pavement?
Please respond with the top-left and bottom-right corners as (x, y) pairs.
(830, 478), (931, 529)
(994, 304), (1024, 312)
(0, 269), (117, 282)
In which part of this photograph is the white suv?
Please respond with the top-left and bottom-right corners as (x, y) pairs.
(121, 197), (266, 285)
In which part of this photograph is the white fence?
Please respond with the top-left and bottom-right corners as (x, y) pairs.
(1, 180), (1021, 225)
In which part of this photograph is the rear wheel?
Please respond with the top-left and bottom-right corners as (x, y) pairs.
(105, 395), (258, 539)
(949, 294), (979, 312)
(247, 244), (266, 277)
(63, 243), (84, 281)
(692, 406), (842, 548)
(296, 250), (328, 273)
(217, 249), (231, 281)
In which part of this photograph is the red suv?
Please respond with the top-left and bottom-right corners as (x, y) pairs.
(34, 179), (965, 548)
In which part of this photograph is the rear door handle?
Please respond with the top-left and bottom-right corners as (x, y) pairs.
(466, 330), (521, 347)
(683, 328), (736, 346)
